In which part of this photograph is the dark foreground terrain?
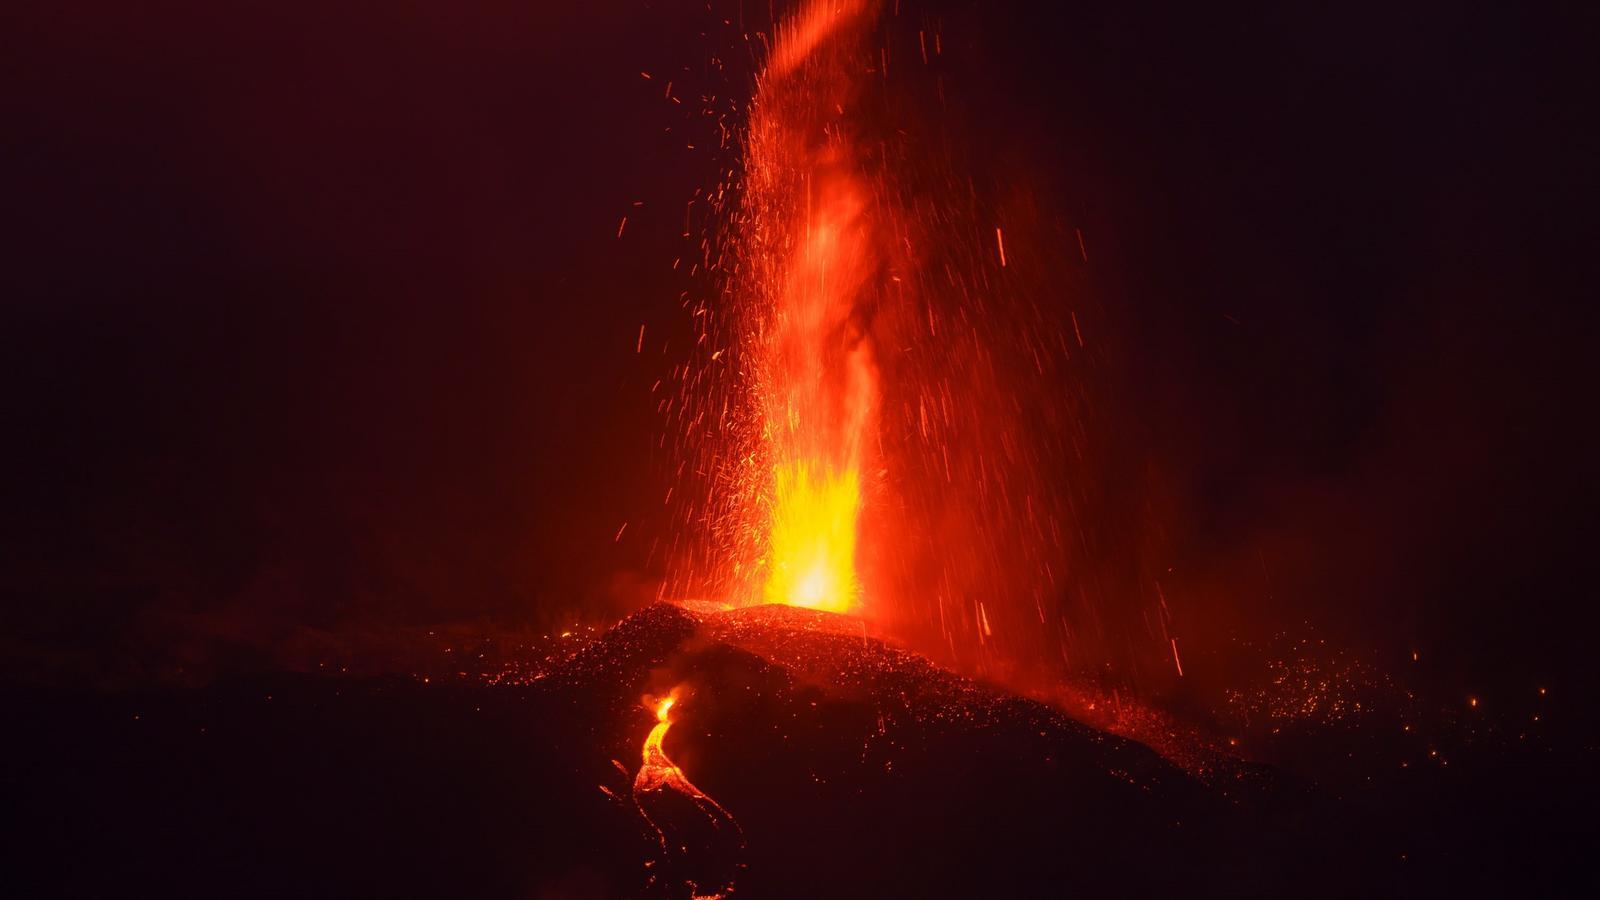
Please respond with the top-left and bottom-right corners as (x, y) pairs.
(4, 604), (1591, 898)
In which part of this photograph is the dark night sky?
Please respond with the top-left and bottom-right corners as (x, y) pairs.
(2, 1), (1594, 707)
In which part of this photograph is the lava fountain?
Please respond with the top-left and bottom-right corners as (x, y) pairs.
(665, 0), (1106, 680)
(735, 0), (882, 614)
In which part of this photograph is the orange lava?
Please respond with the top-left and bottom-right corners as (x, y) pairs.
(740, 0), (882, 615)
(635, 689), (699, 797)
(664, 0), (1094, 678)
(631, 686), (742, 897)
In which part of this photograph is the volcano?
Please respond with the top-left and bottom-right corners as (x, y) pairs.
(555, 602), (1262, 897)
(6, 600), (1584, 898)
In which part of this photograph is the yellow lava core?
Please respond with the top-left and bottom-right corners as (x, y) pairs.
(762, 461), (860, 612)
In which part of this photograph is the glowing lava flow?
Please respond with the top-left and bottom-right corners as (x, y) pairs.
(632, 688), (739, 837)
(635, 691), (695, 798)
(631, 687), (743, 898)
(739, 0), (881, 614)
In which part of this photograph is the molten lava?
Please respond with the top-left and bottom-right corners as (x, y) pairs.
(634, 689), (706, 800)
(762, 461), (861, 610)
(666, 0), (1104, 678)
(632, 686), (742, 898)
(739, 0), (881, 615)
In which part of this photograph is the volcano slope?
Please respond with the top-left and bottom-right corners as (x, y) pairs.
(532, 602), (1314, 898)
(7, 603), (1389, 898)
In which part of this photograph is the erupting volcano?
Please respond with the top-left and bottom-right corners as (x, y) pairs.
(627, 1), (1171, 892)
(7, 1), (1583, 898)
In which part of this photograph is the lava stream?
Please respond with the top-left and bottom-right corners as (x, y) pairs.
(633, 688), (743, 897)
